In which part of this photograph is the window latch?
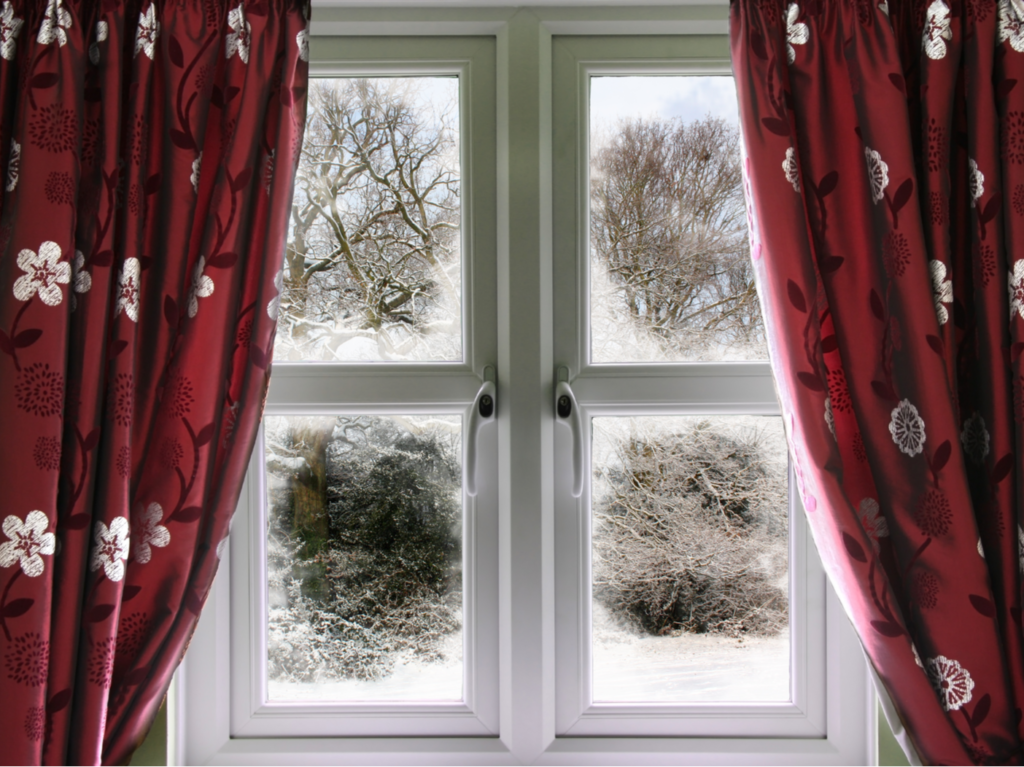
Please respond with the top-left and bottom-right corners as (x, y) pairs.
(466, 366), (496, 497)
(555, 367), (583, 498)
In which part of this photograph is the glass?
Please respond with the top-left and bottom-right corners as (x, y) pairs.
(590, 415), (789, 702)
(277, 77), (462, 362)
(264, 414), (463, 701)
(589, 76), (767, 363)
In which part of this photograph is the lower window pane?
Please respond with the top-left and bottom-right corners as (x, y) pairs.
(591, 416), (790, 703)
(263, 414), (463, 702)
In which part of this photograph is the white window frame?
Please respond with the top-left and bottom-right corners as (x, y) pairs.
(173, 6), (876, 765)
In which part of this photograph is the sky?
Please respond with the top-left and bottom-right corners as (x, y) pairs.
(590, 75), (739, 132)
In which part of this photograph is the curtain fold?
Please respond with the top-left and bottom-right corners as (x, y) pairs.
(733, 0), (1024, 762)
(0, 1), (308, 763)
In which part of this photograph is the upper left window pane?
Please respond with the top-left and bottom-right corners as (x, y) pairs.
(277, 77), (462, 362)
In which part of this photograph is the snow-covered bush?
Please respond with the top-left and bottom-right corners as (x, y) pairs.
(593, 421), (788, 637)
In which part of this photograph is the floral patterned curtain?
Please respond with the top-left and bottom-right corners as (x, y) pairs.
(0, 1), (308, 763)
(732, 0), (1024, 762)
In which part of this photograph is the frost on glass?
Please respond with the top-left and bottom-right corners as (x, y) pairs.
(591, 416), (789, 702)
(264, 415), (463, 701)
(276, 78), (461, 362)
(590, 77), (767, 362)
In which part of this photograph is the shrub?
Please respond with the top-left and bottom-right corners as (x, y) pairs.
(593, 421), (788, 637)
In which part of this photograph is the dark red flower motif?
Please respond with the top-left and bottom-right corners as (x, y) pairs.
(29, 104), (77, 153)
(852, 431), (867, 463)
(965, 0), (994, 23)
(130, 113), (148, 167)
(44, 171), (74, 206)
(81, 118), (101, 168)
(882, 231), (910, 279)
(116, 445), (131, 478)
(88, 636), (116, 688)
(915, 489), (952, 537)
(757, 0), (779, 25)
(1014, 185), (1024, 217)
(5, 633), (49, 687)
(128, 183), (145, 217)
(826, 368), (851, 413)
(927, 117), (947, 173)
(32, 436), (61, 471)
(162, 373), (194, 418)
(109, 372), (134, 428)
(1004, 111), (1024, 165)
(23, 706), (44, 742)
(114, 611), (150, 679)
(159, 437), (183, 469)
(929, 191), (947, 225)
(236, 318), (253, 348)
(911, 570), (939, 609)
(974, 243), (995, 289)
(15, 363), (64, 418)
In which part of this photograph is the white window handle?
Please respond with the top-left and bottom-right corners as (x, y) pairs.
(465, 366), (496, 497)
(555, 367), (583, 498)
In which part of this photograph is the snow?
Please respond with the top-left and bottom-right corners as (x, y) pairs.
(267, 630), (464, 703)
(592, 602), (790, 703)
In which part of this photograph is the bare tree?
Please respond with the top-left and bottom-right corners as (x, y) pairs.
(591, 116), (763, 358)
(279, 78), (461, 361)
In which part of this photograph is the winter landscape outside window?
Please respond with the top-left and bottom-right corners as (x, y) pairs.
(176, 18), (870, 766)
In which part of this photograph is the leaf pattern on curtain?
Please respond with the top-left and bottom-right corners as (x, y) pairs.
(733, 0), (1024, 761)
(0, 1), (308, 764)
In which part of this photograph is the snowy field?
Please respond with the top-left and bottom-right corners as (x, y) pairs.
(267, 630), (464, 703)
(592, 603), (790, 703)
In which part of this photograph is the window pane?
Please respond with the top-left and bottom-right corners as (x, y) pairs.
(591, 416), (789, 702)
(264, 414), (463, 701)
(277, 77), (462, 362)
(589, 76), (767, 363)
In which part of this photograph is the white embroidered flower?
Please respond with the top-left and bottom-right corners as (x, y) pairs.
(131, 502), (169, 565)
(999, 0), (1024, 52)
(889, 399), (926, 456)
(782, 147), (800, 192)
(857, 498), (889, 551)
(912, 644), (923, 668)
(979, 537), (986, 558)
(89, 19), (107, 64)
(969, 159), (985, 207)
(864, 147), (889, 203)
(785, 3), (809, 64)
(0, 511), (55, 577)
(930, 260), (953, 325)
(960, 412), (990, 464)
(824, 396), (835, 438)
(878, 0), (890, 15)
(134, 4), (159, 60)
(923, 0), (952, 59)
(296, 27), (309, 62)
(191, 152), (202, 194)
(0, 2), (24, 61)
(90, 517), (130, 582)
(70, 249), (91, 311)
(267, 269), (284, 320)
(187, 255), (215, 318)
(1010, 260), (1024, 320)
(115, 257), (141, 322)
(13, 241), (69, 306)
(37, 0), (72, 47)
(6, 137), (19, 192)
(925, 655), (974, 711)
(225, 4), (251, 64)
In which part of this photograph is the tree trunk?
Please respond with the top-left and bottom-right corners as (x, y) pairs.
(288, 418), (333, 553)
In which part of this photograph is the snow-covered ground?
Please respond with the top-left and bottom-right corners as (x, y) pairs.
(592, 602), (790, 703)
(268, 630), (464, 703)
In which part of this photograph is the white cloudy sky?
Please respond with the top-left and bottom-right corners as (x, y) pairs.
(590, 75), (739, 132)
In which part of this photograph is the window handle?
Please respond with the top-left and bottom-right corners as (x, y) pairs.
(466, 366), (496, 497)
(555, 367), (583, 498)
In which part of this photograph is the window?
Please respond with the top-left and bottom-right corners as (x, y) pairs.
(175, 7), (873, 765)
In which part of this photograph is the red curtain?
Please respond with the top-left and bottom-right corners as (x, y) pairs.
(0, 1), (307, 763)
(733, 0), (1024, 762)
